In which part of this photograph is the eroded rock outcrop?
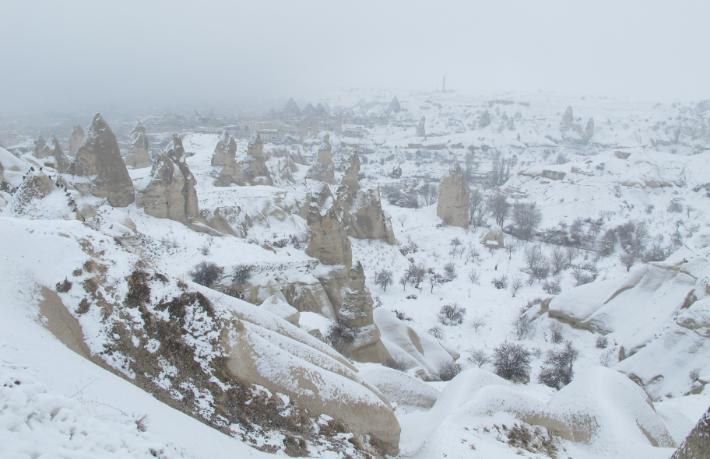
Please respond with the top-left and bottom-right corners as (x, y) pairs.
(306, 135), (335, 184)
(347, 189), (397, 244)
(69, 114), (135, 207)
(305, 200), (351, 267)
(436, 163), (469, 228)
(317, 263), (393, 366)
(416, 116), (426, 137)
(211, 131), (236, 167)
(34, 136), (69, 171)
(125, 122), (151, 169)
(672, 406), (710, 458)
(68, 125), (85, 155)
(139, 135), (199, 222)
(242, 133), (272, 185)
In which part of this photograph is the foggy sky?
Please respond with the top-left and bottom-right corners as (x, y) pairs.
(1, 0), (709, 115)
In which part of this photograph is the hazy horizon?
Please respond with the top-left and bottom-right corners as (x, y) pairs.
(1, 0), (709, 115)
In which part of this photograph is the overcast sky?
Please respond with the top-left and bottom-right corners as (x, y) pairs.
(1, 0), (708, 114)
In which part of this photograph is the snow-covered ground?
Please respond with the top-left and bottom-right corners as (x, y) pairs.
(1, 90), (709, 457)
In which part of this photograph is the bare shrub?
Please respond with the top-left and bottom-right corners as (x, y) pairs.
(510, 276), (523, 297)
(190, 262), (224, 288)
(513, 312), (533, 340)
(231, 264), (253, 284)
(493, 341), (531, 383)
(511, 202), (542, 240)
(538, 342), (579, 389)
(595, 335), (608, 349)
(375, 269), (393, 291)
(468, 269), (480, 284)
(492, 275), (508, 290)
(468, 349), (489, 367)
(549, 322), (563, 343)
(550, 247), (567, 274)
(542, 278), (561, 295)
(439, 361), (461, 381)
(439, 303), (466, 326)
(443, 262), (457, 281)
(428, 326), (444, 339)
(55, 278), (72, 293)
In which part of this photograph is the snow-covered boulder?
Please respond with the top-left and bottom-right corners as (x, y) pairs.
(374, 308), (458, 380)
(259, 294), (299, 325)
(359, 363), (440, 408)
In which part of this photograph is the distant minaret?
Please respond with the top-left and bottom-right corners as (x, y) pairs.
(441, 74), (447, 93)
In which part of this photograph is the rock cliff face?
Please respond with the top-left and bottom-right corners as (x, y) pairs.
(211, 131), (236, 167)
(68, 125), (85, 156)
(69, 114), (135, 207)
(139, 135), (199, 222)
(125, 122), (151, 169)
(672, 406), (710, 459)
(306, 135), (335, 184)
(436, 163), (469, 228)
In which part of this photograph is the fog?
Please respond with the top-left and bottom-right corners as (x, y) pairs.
(1, 0), (709, 115)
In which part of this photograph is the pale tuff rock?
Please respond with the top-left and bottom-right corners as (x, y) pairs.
(202, 207), (237, 236)
(306, 135), (335, 184)
(347, 189), (397, 244)
(69, 114), (135, 207)
(139, 134), (199, 222)
(436, 163), (470, 228)
(260, 294), (300, 325)
(560, 105), (595, 144)
(68, 125), (85, 155)
(338, 154), (361, 206)
(34, 136), (69, 171)
(319, 264), (394, 365)
(359, 364), (440, 409)
(672, 406), (710, 458)
(560, 106), (574, 132)
(243, 133), (272, 185)
(305, 202), (352, 267)
(216, 133), (272, 186)
(33, 136), (50, 158)
(124, 122), (151, 169)
(211, 131), (236, 167)
(387, 96), (401, 113)
(416, 116), (426, 137)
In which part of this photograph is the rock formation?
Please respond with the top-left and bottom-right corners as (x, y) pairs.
(672, 406), (710, 458)
(347, 189), (397, 244)
(416, 116), (426, 137)
(34, 136), (69, 171)
(339, 154), (361, 203)
(387, 96), (401, 113)
(328, 263), (393, 364)
(125, 122), (151, 169)
(211, 131), (236, 167)
(436, 163), (470, 228)
(139, 135), (199, 222)
(560, 106), (574, 132)
(68, 125), (85, 155)
(306, 135), (335, 184)
(69, 114), (135, 207)
(305, 199), (351, 267)
(243, 133), (272, 185)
